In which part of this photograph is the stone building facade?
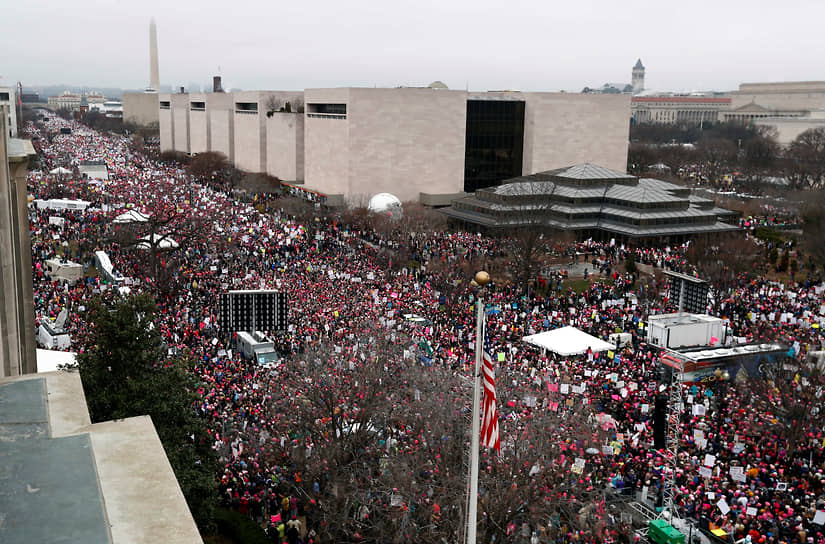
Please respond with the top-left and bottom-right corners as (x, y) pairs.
(160, 86), (631, 205)
(0, 106), (37, 377)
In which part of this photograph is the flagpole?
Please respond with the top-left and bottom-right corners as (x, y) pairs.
(467, 271), (489, 544)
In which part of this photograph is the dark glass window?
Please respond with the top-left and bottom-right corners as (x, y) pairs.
(308, 103), (347, 115)
(464, 100), (525, 193)
(235, 102), (258, 113)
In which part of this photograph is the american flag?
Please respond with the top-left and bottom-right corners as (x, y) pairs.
(480, 318), (500, 452)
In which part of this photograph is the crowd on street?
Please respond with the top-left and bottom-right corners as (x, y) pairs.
(24, 114), (825, 544)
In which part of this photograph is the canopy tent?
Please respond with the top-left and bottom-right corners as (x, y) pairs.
(136, 233), (179, 250)
(36, 348), (77, 372)
(522, 326), (614, 356)
(45, 258), (83, 284)
(78, 163), (109, 180)
(49, 166), (72, 175)
(113, 209), (151, 224)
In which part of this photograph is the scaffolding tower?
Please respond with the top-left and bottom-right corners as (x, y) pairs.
(661, 355), (684, 520)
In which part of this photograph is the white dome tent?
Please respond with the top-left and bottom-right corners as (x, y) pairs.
(113, 210), (151, 224)
(136, 233), (179, 250)
(367, 193), (403, 219)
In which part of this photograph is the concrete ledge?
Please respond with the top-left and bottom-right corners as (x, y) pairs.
(0, 371), (93, 437)
(0, 373), (202, 543)
(81, 416), (203, 544)
(44, 371), (92, 437)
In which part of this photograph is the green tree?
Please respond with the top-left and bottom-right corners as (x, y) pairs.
(76, 294), (219, 533)
(624, 252), (637, 275)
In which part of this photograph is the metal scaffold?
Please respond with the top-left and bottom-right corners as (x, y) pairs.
(661, 355), (684, 520)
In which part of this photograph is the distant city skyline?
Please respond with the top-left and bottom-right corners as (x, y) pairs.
(3, 0), (824, 94)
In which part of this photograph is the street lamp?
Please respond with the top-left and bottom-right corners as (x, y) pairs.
(466, 271), (490, 544)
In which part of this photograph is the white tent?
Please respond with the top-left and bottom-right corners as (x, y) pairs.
(136, 233), (179, 250)
(78, 163), (109, 180)
(523, 326), (614, 356)
(49, 166), (72, 175)
(113, 210), (151, 224)
(45, 258), (83, 284)
(36, 348), (77, 372)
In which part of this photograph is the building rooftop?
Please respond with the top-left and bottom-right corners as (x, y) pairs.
(631, 96), (731, 104)
(0, 371), (203, 544)
(441, 163), (739, 239)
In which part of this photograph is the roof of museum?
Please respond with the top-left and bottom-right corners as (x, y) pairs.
(631, 96), (731, 104)
(442, 163), (739, 238)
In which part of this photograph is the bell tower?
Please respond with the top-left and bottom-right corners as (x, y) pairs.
(632, 59), (645, 95)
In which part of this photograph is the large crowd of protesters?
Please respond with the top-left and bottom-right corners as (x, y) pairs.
(24, 113), (825, 544)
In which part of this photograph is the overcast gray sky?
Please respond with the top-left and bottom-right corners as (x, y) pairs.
(3, 0), (823, 93)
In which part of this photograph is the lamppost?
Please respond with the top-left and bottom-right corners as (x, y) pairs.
(466, 270), (490, 544)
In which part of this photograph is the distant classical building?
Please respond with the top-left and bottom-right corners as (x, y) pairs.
(86, 92), (107, 105)
(632, 96), (731, 125)
(754, 110), (825, 146)
(583, 59), (645, 96)
(47, 91), (83, 110)
(46, 91), (109, 112)
(721, 81), (825, 143)
(161, 85), (631, 205)
(441, 163), (738, 241)
(730, 81), (825, 112)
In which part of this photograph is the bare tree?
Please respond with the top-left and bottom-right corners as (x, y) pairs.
(239, 172), (281, 193)
(738, 355), (825, 452)
(259, 321), (468, 542)
(476, 401), (611, 543)
(697, 137), (738, 185)
(188, 151), (231, 179)
(740, 125), (779, 177)
(493, 180), (567, 295)
(686, 234), (759, 309)
(801, 190), (825, 272)
(109, 200), (210, 291)
(265, 96), (283, 117)
(788, 128), (825, 189)
(249, 317), (615, 543)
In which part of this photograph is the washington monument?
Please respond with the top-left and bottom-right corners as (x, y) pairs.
(149, 18), (160, 92)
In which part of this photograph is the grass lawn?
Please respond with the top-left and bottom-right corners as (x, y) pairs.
(562, 277), (615, 294)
